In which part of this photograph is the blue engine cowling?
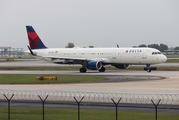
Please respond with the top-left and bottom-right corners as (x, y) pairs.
(113, 64), (129, 69)
(86, 61), (102, 70)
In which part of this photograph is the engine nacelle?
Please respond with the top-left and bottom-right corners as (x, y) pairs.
(113, 64), (130, 69)
(86, 61), (102, 70)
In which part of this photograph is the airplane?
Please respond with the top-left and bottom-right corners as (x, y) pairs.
(25, 26), (167, 73)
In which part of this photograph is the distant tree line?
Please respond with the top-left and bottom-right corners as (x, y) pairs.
(65, 43), (75, 48)
(137, 43), (168, 52)
(65, 42), (179, 51)
(174, 46), (179, 50)
(137, 44), (179, 52)
(65, 42), (94, 48)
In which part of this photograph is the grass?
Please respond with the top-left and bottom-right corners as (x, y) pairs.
(0, 107), (178, 120)
(0, 74), (106, 84)
(166, 59), (179, 63)
(0, 66), (82, 70)
(1, 65), (179, 71)
(0, 57), (178, 119)
(166, 55), (179, 58)
(128, 66), (179, 71)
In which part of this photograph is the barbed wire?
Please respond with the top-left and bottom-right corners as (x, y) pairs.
(0, 89), (178, 105)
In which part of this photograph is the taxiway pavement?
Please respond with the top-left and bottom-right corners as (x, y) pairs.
(0, 60), (178, 94)
(0, 60), (178, 113)
(0, 70), (178, 95)
(0, 59), (179, 67)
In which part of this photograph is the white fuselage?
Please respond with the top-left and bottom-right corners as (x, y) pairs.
(26, 47), (167, 65)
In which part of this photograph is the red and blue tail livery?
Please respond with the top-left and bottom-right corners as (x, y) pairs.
(26, 26), (47, 49)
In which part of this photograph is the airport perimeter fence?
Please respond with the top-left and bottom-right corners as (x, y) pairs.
(0, 89), (179, 120)
(0, 89), (179, 105)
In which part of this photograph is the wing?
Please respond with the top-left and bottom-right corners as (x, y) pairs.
(43, 56), (111, 63)
(43, 56), (86, 61)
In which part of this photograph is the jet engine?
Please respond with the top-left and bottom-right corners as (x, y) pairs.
(86, 61), (102, 70)
(113, 64), (130, 69)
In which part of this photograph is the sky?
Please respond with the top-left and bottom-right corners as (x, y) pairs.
(0, 0), (179, 49)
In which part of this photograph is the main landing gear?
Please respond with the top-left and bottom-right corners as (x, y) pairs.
(143, 64), (157, 72)
(99, 66), (105, 72)
(79, 67), (87, 73)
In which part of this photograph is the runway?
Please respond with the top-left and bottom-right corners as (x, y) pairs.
(0, 70), (178, 95)
(0, 60), (178, 114)
(0, 59), (179, 67)
(0, 60), (179, 94)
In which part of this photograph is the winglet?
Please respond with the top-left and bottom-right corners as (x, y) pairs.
(27, 45), (36, 56)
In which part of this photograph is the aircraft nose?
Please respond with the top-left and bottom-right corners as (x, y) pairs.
(161, 55), (167, 63)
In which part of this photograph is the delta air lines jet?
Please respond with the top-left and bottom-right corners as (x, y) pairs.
(25, 26), (167, 73)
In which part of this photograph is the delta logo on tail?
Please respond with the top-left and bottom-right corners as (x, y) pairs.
(26, 26), (47, 49)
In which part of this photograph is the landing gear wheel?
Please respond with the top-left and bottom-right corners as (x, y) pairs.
(144, 64), (157, 73)
(99, 66), (105, 72)
(80, 68), (87, 73)
(147, 69), (151, 72)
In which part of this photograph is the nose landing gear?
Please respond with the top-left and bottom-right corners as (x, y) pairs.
(144, 64), (157, 72)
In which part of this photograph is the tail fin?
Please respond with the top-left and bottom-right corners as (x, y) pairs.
(26, 26), (47, 49)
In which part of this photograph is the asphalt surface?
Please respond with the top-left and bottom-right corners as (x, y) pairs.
(0, 100), (178, 113)
(0, 59), (179, 67)
(0, 60), (178, 114)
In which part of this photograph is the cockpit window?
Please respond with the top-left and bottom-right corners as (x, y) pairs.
(152, 52), (162, 55)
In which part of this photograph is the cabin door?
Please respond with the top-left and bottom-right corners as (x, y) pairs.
(142, 50), (147, 59)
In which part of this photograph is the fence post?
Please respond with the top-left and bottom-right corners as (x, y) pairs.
(74, 96), (84, 120)
(38, 95), (48, 120)
(111, 97), (122, 120)
(151, 99), (161, 120)
(3, 94), (14, 120)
